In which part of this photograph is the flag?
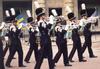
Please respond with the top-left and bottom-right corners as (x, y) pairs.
(15, 14), (28, 30)
(15, 14), (26, 25)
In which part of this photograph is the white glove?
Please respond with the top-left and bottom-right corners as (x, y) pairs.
(35, 26), (39, 32)
(58, 27), (62, 32)
(2, 22), (6, 26)
(64, 25), (68, 31)
(18, 23), (23, 29)
(0, 22), (5, 29)
(42, 23), (46, 28)
(12, 27), (16, 32)
(31, 28), (34, 32)
(5, 36), (9, 41)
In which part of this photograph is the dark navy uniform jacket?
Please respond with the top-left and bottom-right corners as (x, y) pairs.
(55, 30), (67, 45)
(39, 23), (52, 46)
(72, 28), (81, 43)
(9, 27), (21, 47)
(29, 28), (37, 45)
(83, 23), (92, 37)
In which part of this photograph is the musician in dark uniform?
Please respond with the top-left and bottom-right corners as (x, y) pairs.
(6, 20), (26, 67)
(80, 7), (97, 58)
(53, 21), (72, 66)
(24, 17), (39, 63)
(68, 12), (87, 62)
(0, 22), (5, 69)
(34, 7), (55, 69)
(3, 29), (16, 59)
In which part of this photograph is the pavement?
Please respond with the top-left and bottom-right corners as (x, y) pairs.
(3, 34), (100, 69)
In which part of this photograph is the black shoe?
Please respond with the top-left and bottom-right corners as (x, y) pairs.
(13, 57), (16, 59)
(19, 65), (26, 67)
(6, 64), (13, 68)
(82, 56), (85, 58)
(90, 56), (97, 58)
(65, 63), (72, 66)
(79, 59), (87, 62)
(24, 60), (30, 63)
(50, 65), (55, 69)
(69, 60), (75, 62)
(54, 64), (56, 67)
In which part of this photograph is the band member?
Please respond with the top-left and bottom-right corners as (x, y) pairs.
(6, 20), (26, 67)
(68, 12), (87, 62)
(34, 7), (55, 69)
(3, 29), (16, 59)
(53, 21), (72, 66)
(79, 4), (97, 58)
(0, 22), (5, 69)
(24, 17), (39, 63)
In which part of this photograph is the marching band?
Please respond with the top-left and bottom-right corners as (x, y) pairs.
(0, 1), (99, 69)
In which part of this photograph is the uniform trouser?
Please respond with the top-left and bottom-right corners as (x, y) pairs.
(3, 43), (10, 57)
(69, 42), (83, 61)
(3, 43), (16, 59)
(54, 42), (69, 65)
(0, 46), (5, 69)
(6, 45), (23, 66)
(34, 46), (54, 69)
(82, 36), (94, 57)
(24, 44), (38, 62)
